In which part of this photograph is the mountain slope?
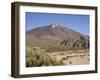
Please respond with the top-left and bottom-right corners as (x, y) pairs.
(26, 24), (89, 52)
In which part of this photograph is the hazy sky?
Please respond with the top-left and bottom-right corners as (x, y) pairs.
(26, 12), (89, 36)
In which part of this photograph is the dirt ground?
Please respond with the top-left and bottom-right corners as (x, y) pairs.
(48, 49), (89, 65)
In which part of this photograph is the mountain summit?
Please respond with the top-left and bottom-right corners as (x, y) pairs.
(26, 24), (89, 52)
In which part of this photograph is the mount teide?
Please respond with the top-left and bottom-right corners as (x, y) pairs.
(26, 24), (89, 52)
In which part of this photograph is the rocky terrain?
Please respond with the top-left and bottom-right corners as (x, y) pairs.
(26, 24), (89, 52)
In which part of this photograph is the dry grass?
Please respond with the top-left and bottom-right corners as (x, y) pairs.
(26, 47), (89, 67)
(47, 49), (89, 65)
(26, 47), (64, 67)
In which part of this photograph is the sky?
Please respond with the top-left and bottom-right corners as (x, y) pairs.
(26, 12), (89, 36)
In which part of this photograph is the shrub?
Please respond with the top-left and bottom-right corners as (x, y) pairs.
(26, 47), (64, 67)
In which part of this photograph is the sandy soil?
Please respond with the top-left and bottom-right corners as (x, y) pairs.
(48, 49), (89, 65)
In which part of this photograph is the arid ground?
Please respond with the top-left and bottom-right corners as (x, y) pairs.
(26, 47), (89, 67)
(47, 49), (89, 65)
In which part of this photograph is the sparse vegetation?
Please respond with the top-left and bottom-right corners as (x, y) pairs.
(26, 47), (89, 67)
(48, 49), (89, 65)
(26, 47), (64, 67)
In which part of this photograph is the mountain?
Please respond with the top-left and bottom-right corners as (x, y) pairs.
(26, 24), (89, 52)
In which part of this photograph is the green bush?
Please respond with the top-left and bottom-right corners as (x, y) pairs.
(26, 47), (64, 67)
